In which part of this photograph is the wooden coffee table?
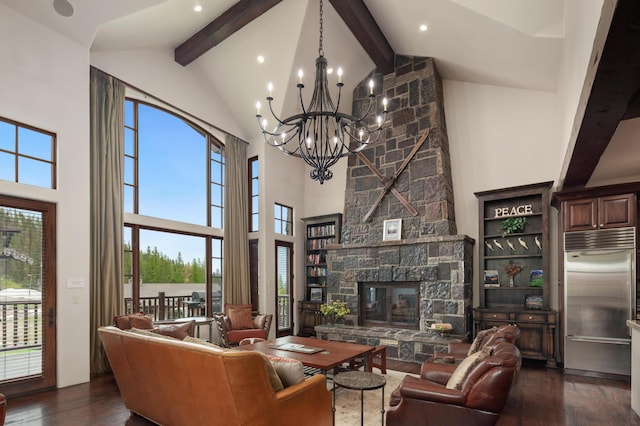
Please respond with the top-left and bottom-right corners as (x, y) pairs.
(237, 335), (375, 375)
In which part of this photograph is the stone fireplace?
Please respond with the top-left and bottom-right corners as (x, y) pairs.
(314, 56), (474, 364)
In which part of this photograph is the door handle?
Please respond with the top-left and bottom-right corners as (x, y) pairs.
(48, 307), (55, 327)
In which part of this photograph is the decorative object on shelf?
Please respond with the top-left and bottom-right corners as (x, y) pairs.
(501, 216), (527, 237)
(493, 239), (504, 250)
(309, 288), (323, 302)
(383, 218), (402, 241)
(529, 269), (544, 287)
(429, 322), (453, 336)
(524, 295), (544, 310)
(504, 260), (523, 287)
(518, 237), (529, 249)
(485, 241), (494, 251)
(255, 0), (388, 184)
(506, 239), (516, 251)
(483, 270), (500, 287)
(535, 235), (542, 250)
(320, 300), (350, 325)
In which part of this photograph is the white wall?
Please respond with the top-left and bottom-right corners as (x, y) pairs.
(90, 48), (245, 141)
(0, 5), (90, 388)
(444, 80), (563, 308)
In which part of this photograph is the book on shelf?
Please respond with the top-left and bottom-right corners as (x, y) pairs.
(529, 269), (543, 287)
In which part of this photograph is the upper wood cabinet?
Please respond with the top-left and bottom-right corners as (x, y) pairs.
(564, 193), (636, 232)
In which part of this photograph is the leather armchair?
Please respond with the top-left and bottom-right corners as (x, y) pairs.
(387, 342), (522, 426)
(213, 310), (273, 347)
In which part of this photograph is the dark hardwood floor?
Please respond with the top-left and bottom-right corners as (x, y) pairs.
(4, 360), (640, 425)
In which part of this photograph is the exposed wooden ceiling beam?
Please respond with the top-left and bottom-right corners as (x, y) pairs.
(175, 0), (283, 66)
(328, 0), (395, 75)
(562, 0), (640, 189)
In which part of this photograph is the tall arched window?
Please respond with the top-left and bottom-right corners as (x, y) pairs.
(123, 99), (224, 318)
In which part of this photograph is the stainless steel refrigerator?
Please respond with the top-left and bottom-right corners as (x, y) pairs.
(564, 227), (636, 377)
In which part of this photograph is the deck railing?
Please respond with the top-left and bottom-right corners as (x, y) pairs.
(0, 301), (42, 350)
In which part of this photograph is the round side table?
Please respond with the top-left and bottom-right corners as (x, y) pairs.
(333, 370), (386, 425)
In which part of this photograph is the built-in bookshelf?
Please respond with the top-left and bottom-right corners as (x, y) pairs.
(298, 213), (342, 337)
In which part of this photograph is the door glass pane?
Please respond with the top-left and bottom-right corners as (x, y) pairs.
(0, 206), (44, 382)
(276, 244), (291, 331)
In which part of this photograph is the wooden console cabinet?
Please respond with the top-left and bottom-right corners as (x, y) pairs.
(474, 308), (557, 366)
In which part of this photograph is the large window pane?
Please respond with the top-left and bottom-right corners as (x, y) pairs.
(137, 105), (207, 225)
(129, 229), (207, 318)
(0, 152), (14, 181)
(18, 157), (52, 188)
(0, 121), (14, 151)
(18, 128), (52, 161)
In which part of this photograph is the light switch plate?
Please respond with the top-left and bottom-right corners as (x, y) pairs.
(67, 278), (85, 288)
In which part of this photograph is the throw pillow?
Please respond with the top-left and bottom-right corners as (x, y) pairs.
(129, 315), (154, 330)
(266, 355), (305, 388)
(467, 326), (498, 356)
(228, 307), (254, 330)
(446, 346), (492, 390)
(155, 321), (194, 340)
(114, 313), (153, 330)
(254, 314), (267, 330)
(129, 327), (176, 340)
(183, 336), (228, 352)
(260, 354), (285, 392)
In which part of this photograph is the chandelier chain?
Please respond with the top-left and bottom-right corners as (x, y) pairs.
(319, 0), (324, 57)
(256, 0), (387, 184)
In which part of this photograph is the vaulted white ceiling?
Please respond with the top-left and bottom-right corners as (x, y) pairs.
(0, 0), (565, 143)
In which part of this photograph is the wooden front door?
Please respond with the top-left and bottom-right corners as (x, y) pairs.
(0, 195), (56, 396)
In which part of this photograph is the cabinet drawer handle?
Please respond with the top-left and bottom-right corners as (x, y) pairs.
(528, 316), (533, 320)
(493, 314), (497, 318)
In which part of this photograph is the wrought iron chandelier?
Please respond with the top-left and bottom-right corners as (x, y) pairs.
(256, 0), (388, 184)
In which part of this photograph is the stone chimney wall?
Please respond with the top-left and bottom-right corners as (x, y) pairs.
(324, 56), (474, 343)
(342, 56), (457, 244)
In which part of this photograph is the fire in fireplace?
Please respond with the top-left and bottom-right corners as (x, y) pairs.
(359, 282), (420, 329)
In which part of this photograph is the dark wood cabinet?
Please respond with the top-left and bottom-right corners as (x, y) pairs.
(474, 182), (556, 366)
(474, 309), (556, 366)
(297, 301), (322, 337)
(564, 193), (635, 232)
(298, 213), (342, 336)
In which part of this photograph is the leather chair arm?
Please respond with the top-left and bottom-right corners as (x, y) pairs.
(448, 342), (471, 355)
(420, 361), (456, 384)
(275, 375), (332, 426)
(398, 376), (466, 406)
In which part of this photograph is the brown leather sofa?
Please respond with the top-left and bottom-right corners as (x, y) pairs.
(431, 323), (521, 363)
(99, 326), (332, 426)
(386, 342), (521, 426)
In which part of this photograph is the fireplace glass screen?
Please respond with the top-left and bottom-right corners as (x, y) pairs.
(360, 283), (419, 328)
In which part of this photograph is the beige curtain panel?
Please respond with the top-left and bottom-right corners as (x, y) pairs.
(223, 134), (250, 305)
(89, 67), (125, 375)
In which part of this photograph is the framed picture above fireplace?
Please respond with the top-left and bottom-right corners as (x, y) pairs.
(383, 219), (402, 241)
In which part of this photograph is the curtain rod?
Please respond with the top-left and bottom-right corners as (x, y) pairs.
(91, 66), (249, 145)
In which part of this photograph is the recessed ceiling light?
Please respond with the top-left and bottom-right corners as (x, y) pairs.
(419, 24), (428, 32)
(194, 5), (202, 12)
(257, 55), (265, 64)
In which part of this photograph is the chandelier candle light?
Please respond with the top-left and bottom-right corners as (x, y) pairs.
(256, 0), (388, 184)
